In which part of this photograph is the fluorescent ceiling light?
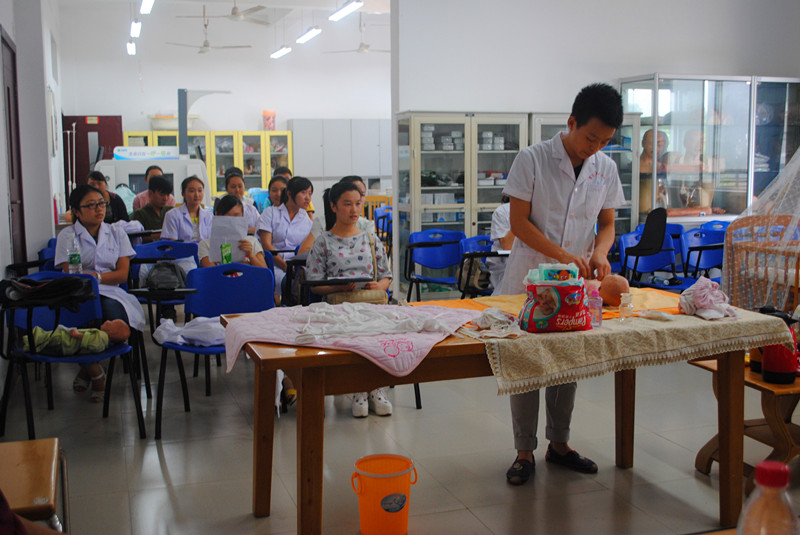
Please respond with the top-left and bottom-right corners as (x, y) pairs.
(127, 40), (136, 56)
(328, 0), (363, 22)
(269, 45), (292, 59)
(130, 20), (142, 38)
(296, 26), (322, 44)
(140, 0), (155, 15)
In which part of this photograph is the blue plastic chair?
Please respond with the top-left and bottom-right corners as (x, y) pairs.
(156, 263), (275, 439)
(404, 229), (466, 302)
(131, 240), (199, 333)
(457, 235), (497, 299)
(700, 220), (730, 231)
(47, 237), (58, 249)
(0, 272), (146, 439)
(681, 229), (726, 280)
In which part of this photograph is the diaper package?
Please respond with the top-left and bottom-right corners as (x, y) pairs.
(518, 263), (592, 333)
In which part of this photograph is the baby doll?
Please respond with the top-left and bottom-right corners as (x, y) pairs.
(585, 274), (630, 307)
(23, 319), (130, 356)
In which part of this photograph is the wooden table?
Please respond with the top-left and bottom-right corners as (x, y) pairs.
(691, 359), (800, 494)
(222, 311), (792, 534)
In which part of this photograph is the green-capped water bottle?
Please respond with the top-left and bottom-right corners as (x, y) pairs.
(67, 233), (82, 274)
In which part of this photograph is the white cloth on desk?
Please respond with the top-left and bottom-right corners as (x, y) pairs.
(224, 303), (480, 377)
(679, 276), (738, 320)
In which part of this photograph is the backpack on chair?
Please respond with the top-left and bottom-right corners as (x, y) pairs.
(145, 261), (187, 290)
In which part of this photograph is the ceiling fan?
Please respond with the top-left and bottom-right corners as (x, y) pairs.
(326, 13), (389, 54)
(168, 6), (252, 54)
(179, 1), (269, 26)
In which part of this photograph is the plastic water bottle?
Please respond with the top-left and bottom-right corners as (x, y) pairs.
(588, 288), (603, 328)
(737, 461), (800, 535)
(618, 292), (634, 322)
(67, 232), (82, 274)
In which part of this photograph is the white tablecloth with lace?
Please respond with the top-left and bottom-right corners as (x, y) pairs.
(480, 308), (793, 395)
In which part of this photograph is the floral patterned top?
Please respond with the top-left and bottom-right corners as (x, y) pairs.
(306, 230), (392, 282)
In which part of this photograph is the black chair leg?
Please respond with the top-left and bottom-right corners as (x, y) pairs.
(406, 281), (414, 302)
(44, 362), (54, 410)
(155, 346), (168, 440)
(174, 351), (190, 412)
(0, 362), (17, 436)
(123, 352), (146, 439)
(103, 357), (115, 418)
(215, 354), (221, 368)
(135, 331), (152, 399)
(204, 355), (211, 397)
(413, 383), (422, 410)
(193, 355), (200, 378)
(19, 362), (35, 440)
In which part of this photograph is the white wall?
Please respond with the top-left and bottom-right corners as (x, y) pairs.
(394, 0), (800, 114)
(0, 0), (14, 270)
(60, 3), (391, 132)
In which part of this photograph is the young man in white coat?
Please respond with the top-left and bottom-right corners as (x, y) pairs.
(500, 83), (626, 485)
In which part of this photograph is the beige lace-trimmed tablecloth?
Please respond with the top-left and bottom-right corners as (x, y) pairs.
(479, 308), (793, 395)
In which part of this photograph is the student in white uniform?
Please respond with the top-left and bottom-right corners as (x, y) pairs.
(219, 167), (259, 233)
(55, 184), (147, 403)
(256, 176), (314, 296)
(500, 83), (626, 486)
(198, 195), (267, 269)
(487, 196), (514, 291)
(161, 175), (213, 244)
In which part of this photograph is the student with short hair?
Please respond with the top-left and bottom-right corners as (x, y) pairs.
(130, 175), (174, 242)
(132, 165), (176, 210)
(501, 83), (626, 485)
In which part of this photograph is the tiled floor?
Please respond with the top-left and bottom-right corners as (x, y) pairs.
(2, 320), (800, 535)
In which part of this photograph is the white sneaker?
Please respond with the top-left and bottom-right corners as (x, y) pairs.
(352, 392), (369, 418)
(368, 388), (392, 416)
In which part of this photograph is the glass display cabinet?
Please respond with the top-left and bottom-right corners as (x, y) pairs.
(620, 74), (800, 225)
(394, 112), (528, 298)
(752, 77), (800, 198)
(123, 131), (153, 147)
(531, 112), (641, 236)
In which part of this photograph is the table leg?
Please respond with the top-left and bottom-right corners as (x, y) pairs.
(297, 367), (325, 535)
(716, 350), (745, 527)
(252, 365), (276, 517)
(615, 369), (636, 468)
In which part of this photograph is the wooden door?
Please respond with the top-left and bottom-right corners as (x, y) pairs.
(61, 115), (123, 189)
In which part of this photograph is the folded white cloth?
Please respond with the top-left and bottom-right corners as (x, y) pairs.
(679, 277), (738, 320)
(153, 316), (226, 346)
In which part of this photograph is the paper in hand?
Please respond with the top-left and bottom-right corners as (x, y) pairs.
(209, 216), (249, 263)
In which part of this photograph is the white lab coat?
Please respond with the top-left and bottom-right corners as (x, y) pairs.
(55, 221), (146, 331)
(488, 202), (511, 291)
(499, 132), (626, 295)
(161, 204), (213, 243)
(243, 202), (260, 230)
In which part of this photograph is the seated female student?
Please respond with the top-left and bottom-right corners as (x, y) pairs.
(263, 175), (288, 209)
(305, 181), (393, 418)
(162, 175), (213, 244)
(298, 175), (375, 254)
(198, 194), (267, 268)
(221, 167), (259, 233)
(256, 176), (313, 297)
(54, 184), (146, 403)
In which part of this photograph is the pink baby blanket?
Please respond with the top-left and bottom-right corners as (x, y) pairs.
(224, 302), (481, 377)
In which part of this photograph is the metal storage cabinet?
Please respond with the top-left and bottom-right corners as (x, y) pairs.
(394, 112), (528, 298)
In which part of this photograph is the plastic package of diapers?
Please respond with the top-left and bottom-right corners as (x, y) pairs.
(518, 263), (592, 333)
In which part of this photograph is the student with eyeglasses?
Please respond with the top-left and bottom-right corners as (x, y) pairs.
(54, 184), (146, 402)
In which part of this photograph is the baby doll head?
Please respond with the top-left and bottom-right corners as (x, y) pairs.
(598, 274), (630, 306)
(100, 319), (130, 343)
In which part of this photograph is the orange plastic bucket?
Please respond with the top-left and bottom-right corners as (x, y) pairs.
(351, 454), (417, 535)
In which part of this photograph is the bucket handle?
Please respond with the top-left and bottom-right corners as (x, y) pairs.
(351, 472), (362, 495)
(410, 465), (418, 485)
